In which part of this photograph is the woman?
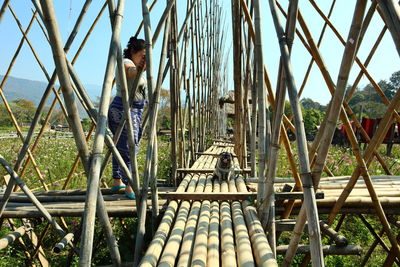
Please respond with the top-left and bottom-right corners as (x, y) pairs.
(108, 36), (147, 200)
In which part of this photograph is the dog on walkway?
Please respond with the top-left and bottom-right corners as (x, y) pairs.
(213, 152), (234, 183)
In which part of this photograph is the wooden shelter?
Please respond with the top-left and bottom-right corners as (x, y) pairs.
(0, 1), (400, 266)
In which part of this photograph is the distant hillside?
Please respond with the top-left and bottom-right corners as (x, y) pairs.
(0, 75), (102, 117)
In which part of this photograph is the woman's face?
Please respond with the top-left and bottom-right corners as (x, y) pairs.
(131, 49), (146, 69)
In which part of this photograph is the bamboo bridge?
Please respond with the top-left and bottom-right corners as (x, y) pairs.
(1, 0), (400, 266)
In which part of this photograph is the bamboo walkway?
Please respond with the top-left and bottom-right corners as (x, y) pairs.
(139, 142), (277, 266)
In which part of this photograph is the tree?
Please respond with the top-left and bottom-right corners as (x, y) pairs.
(300, 97), (326, 112)
(0, 103), (12, 126)
(11, 99), (36, 125)
(389, 70), (400, 90)
(81, 118), (92, 132)
(303, 108), (322, 136)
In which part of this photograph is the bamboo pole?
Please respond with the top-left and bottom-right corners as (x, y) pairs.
(36, 0), (91, 172)
(326, 88), (400, 257)
(253, 0), (268, 215)
(261, 1), (299, 254)
(139, 169), (195, 266)
(0, 156), (73, 245)
(207, 178), (220, 267)
(308, 0), (400, 128)
(232, 200), (255, 266)
(53, 233), (74, 253)
(268, 1), (324, 265)
(149, 0), (172, 247)
(0, 0), (10, 23)
(133, 0), (164, 263)
(282, 1), (400, 264)
(358, 214), (394, 256)
(220, 201), (236, 267)
(190, 174), (214, 266)
(191, 200), (211, 266)
(169, 4), (178, 186)
(376, 0), (400, 56)
(382, 232), (400, 267)
(16, 0), (92, 178)
(158, 201), (191, 267)
(242, 200), (278, 267)
(0, 225), (30, 250)
(77, 0), (126, 264)
(19, 3), (107, 189)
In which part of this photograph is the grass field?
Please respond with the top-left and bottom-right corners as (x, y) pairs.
(0, 136), (399, 266)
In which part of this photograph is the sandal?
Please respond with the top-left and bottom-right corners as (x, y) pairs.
(124, 191), (136, 200)
(111, 185), (126, 191)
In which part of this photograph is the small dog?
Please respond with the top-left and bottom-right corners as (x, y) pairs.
(213, 152), (234, 182)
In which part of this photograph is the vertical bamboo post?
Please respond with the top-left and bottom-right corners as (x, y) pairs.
(261, 0), (299, 254)
(133, 0), (164, 264)
(268, 0), (324, 265)
(150, 4), (171, 236)
(253, 0), (268, 214)
(169, 5), (178, 186)
(231, 0), (245, 169)
(77, 0), (126, 264)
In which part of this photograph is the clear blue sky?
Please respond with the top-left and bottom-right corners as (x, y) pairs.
(0, 1), (399, 105)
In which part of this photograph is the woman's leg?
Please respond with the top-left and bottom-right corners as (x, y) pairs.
(108, 97), (131, 189)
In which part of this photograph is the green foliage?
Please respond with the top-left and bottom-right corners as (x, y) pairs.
(81, 118), (92, 132)
(0, 104), (13, 127)
(0, 99), (37, 127)
(159, 112), (171, 129)
(347, 69), (400, 118)
(303, 108), (323, 136)
(301, 98), (327, 112)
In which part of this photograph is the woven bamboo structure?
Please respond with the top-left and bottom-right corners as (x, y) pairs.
(0, 0), (400, 266)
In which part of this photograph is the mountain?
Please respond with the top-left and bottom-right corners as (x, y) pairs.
(0, 75), (102, 117)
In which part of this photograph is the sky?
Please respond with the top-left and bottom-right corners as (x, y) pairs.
(0, 1), (399, 106)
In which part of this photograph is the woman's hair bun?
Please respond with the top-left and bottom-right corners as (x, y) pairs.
(123, 36), (146, 58)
